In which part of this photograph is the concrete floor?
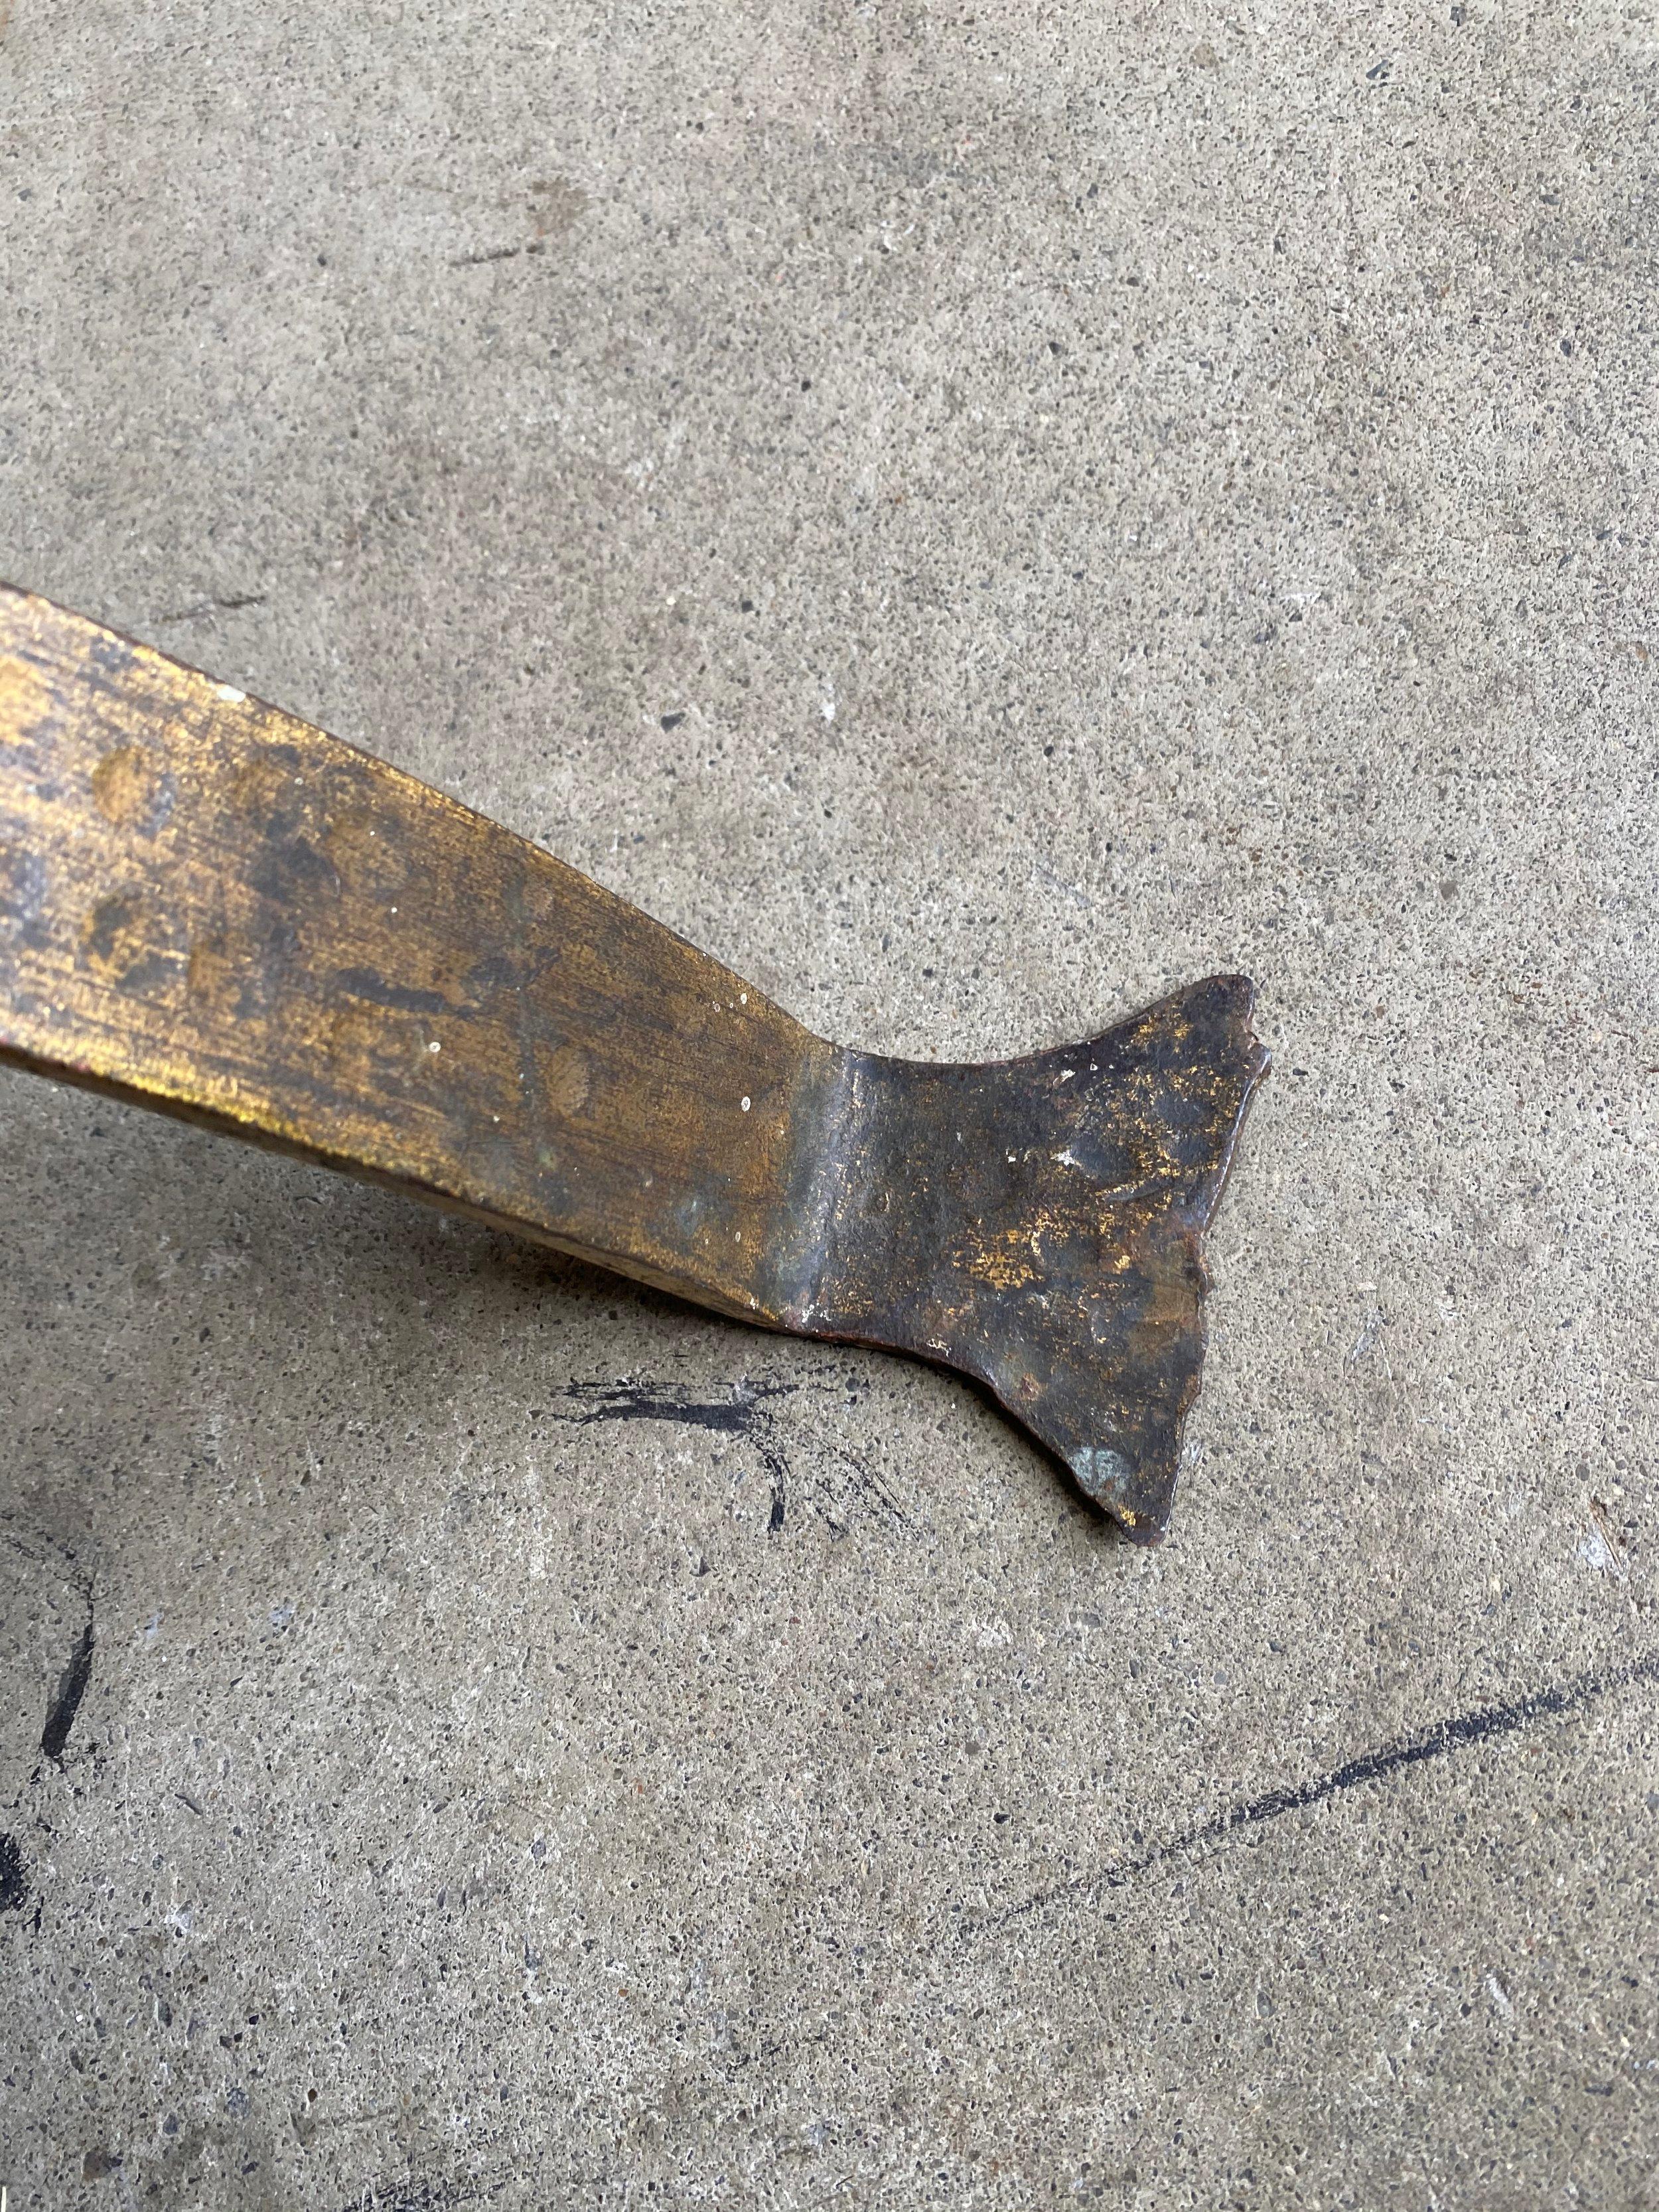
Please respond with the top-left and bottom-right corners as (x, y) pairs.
(3, 3), (1656, 2205)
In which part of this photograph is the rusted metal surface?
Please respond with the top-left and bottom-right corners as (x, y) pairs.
(0, 585), (1267, 1540)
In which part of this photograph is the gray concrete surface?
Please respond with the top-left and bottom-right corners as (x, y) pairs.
(2, 3), (1656, 2205)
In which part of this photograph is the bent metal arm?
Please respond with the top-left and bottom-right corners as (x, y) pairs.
(0, 586), (1267, 1540)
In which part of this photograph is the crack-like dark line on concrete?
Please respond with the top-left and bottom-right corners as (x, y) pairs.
(40, 1612), (95, 1764)
(966, 1645), (1659, 1942)
(0, 1830), (28, 1913)
(156, 591), (267, 624)
(449, 240), (547, 267)
(0, 1530), (95, 1915)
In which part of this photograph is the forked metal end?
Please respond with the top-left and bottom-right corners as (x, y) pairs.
(789, 977), (1269, 1541)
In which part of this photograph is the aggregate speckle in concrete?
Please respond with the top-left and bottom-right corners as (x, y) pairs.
(1, 4), (1656, 2205)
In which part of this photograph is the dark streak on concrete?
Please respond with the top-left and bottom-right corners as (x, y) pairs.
(353, 2154), (518, 2210)
(968, 1647), (1659, 1941)
(549, 1380), (792, 1533)
(724, 2023), (831, 2077)
(450, 241), (547, 267)
(40, 1615), (95, 1764)
(0, 1830), (29, 1913)
(157, 591), (267, 625)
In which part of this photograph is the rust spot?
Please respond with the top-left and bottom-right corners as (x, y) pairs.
(1123, 1228), (1204, 1360)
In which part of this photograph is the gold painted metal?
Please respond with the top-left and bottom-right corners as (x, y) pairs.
(0, 586), (1267, 1540)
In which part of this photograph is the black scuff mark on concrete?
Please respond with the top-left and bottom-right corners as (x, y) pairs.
(968, 1645), (1659, 1942)
(0, 1830), (29, 1913)
(449, 240), (547, 267)
(544, 1371), (918, 1542)
(549, 1380), (794, 1534)
(156, 591), (267, 625)
(721, 2022), (831, 2078)
(41, 1614), (95, 1765)
(813, 1441), (912, 1536)
(348, 2156), (518, 2211)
